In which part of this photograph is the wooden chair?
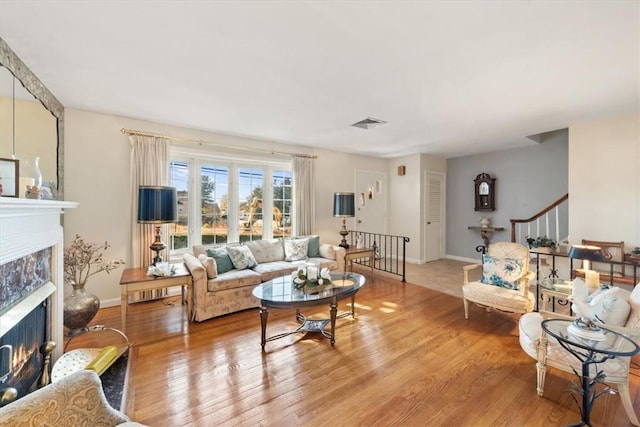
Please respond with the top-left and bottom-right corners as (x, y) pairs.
(462, 242), (536, 319)
(575, 239), (634, 286)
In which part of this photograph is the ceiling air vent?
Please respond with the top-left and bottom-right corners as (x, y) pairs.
(351, 117), (387, 130)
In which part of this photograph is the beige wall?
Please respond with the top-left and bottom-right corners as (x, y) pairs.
(568, 113), (639, 248)
(63, 108), (389, 306)
(63, 107), (637, 307)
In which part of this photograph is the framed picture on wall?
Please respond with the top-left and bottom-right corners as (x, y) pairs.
(0, 158), (19, 197)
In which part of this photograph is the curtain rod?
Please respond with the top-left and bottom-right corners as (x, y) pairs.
(120, 128), (317, 159)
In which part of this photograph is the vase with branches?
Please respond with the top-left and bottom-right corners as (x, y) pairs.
(63, 235), (125, 336)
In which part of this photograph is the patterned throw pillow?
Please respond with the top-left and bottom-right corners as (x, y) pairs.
(284, 238), (309, 261)
(295, 235), (320, 258)
(226, 245), (258, 270)
(481, 254), (524, 290)
(206, 247), (235, 274)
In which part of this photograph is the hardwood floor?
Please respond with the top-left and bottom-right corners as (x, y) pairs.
(82, 263), (640, 426)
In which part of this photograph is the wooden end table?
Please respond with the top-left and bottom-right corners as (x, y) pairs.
(118, 264), (193, 331)
(344, 247), (375, 280)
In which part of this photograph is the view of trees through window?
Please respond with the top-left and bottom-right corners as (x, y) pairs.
(169, 160), (293, 252)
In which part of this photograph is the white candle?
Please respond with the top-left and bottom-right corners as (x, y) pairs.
(585, 270), (600, 292)
(306, 266), (318, 280)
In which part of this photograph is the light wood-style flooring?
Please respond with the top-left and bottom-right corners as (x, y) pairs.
(81, 261), (639, 426)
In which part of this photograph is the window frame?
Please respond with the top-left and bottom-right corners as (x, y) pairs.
(169, 145), (292, 260)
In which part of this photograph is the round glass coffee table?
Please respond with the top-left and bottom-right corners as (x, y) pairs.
(252, 272), (366, 350)
(542, 319), (640, 427)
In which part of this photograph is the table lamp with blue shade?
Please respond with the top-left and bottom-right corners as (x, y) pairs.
(333, 192), (355, 249)
(138, 186), (177, 265)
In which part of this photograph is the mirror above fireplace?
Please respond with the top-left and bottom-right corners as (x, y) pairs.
(0, 37), (64, 199)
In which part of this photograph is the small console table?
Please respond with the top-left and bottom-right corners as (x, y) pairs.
(344, 247), (375, 280)
(119, 264), (193, 331)
(468, 226), (505, 252)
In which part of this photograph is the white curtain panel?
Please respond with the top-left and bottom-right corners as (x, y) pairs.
(129, 135), (170, 268)
(292, 156), (315, 235)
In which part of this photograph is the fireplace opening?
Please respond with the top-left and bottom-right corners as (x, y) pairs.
(0, 301), (47, 398)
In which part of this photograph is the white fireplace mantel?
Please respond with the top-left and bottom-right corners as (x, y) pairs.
(0, 198), (78, 362)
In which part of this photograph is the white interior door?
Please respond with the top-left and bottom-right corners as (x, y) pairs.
(355, 170), (386, 234)
(425, 172), (444, 262)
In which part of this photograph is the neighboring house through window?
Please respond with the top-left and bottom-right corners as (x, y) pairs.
(169, 149), (293, 256)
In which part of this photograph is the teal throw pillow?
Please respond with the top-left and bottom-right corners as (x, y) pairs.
(480, 254), (524, 290)
(206, 247), (234, 274)
(295, 235), (320, 258)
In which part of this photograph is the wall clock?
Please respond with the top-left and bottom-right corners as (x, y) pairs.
(474, 173), (495, 211)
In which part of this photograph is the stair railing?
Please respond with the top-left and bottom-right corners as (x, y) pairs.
(347, 231), (410, 282)
(510, 193), (569, 245)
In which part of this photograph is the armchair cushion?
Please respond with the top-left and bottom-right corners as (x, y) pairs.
(481, 254), (524, 290)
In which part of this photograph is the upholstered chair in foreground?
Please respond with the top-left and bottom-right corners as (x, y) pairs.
(0, 370), (147, 427)
(519, 284), (640, 426)
(462, 241), (536, 319)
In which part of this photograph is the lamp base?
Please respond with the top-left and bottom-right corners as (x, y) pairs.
(150, 224), (167, 266)
(338, 218), (349, 249)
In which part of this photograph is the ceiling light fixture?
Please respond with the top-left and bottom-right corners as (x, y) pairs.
(351, 117), (387, 130)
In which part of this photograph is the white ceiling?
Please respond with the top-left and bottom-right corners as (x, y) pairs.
(0, 1), (638, 158)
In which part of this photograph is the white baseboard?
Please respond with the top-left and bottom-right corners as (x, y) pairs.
(446, 254), (480, 264)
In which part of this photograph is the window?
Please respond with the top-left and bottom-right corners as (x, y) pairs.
(169, 155), (293, 255)
(273, 169), (292, 238)
(238, 167), (263, 242)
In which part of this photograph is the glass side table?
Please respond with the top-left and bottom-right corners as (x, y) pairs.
(541, 319), (640, 427)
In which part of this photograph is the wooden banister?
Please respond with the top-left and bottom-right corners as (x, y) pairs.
(510, 193), (569, 242)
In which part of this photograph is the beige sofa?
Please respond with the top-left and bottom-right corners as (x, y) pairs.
(0, 370), (146, 427)
(183, 236), (346, 321)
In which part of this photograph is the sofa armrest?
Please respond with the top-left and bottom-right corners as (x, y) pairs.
(183, 253), (208, 316)
(333, 246), (346, 271)
(319, 244), (346, 271)
(0, 370), (133, 427)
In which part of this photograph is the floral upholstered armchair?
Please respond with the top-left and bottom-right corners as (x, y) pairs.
(0, 370), (146, 427)
(462, 241), (536, 319)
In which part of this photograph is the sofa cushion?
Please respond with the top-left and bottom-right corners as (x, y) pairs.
(284, 238), (309, 261)
(295, 235), (320, 258)
(244, 239), (285, 264)
(319, 244), (337, 260)
(206, 247), (234, 274)
(480, 254), (524, 290)
(252, 261), (298, 282)
(198, 254), (217, 279)
(206, 269), (262, 292)
(227, 245), (258, 270)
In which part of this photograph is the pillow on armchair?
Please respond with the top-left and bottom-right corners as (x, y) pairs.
(480, 254), (524, 290)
